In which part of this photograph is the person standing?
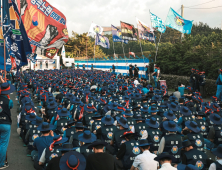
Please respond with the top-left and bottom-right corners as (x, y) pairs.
(199, 71), (206, 98)
(83, 64), (86, 70)
(0, 83), (15, 169)
(152, 65), (160, 88)
(91, 64), (93, 71)
(40, 61), (43, 69)
(129, 65), (133, 78)
(134, 65), (139, 78)
(145, 65), (149, 81)
(46, 61), (48, 69)
(112, 64), (115, 74)
(189, 68), (196, 91)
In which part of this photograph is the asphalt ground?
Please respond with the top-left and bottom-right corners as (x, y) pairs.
(6, 92), (35, 170)
(5, 89), (215, 169)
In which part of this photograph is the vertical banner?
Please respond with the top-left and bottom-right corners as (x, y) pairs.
(120, 21), (137, 41)
(18, 0), (69, 59)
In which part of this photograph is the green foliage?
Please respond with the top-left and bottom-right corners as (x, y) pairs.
(64, 31), (107, 59)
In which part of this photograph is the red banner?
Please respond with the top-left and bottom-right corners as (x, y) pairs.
(10, 56), (17, 70)
(17, 0), (68, 59)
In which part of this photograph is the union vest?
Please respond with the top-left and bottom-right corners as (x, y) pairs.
(28, 127), (41, 145)
(195, 119), (209, 138)
(184, 149), (207, 170)
(215, 161), (222, 170)
(92, 120), (102, 132)
(213, 125), (222, 145)
(123, 140), (140, 169)
(45, 145), (62, 165)
(65, 127), (76, 140)
(56, 117), (70, 134)
(147, 128), (162, 152)
(164, 134), (182, 163)
(101, 125), (117, 143)
(134, 122), (149, 140)
(0, 96), (12, 125)
(187, 133), (204, 152)
(80, 143), (94, 159)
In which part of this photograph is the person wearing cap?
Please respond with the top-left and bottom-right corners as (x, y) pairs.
(177, 106), (193, 129)
(145, 117), (162, 153)
(134, 114), (149, 140)
(182, 121), (204, 152)
(149, 106), (162, 124)
(130, 139), (158, 170)
(54, 108), (71, 135)
(209, 144), (222, 170)
(181, 140), (208, 169)
(39, 135), (68, 167)
(46, 143), (80, 170)
(116, 131), (140, 170)
(112, 64), (116, 74)
(152, 65), (160, 88)
(133, 64), (139, 78)
(122, 109), (135, 131)
(70, 122), (86, 147)
(83, 104), (97, 128)
(194, 69), (200, 92)
(154, 152), (177, 170)
(160, 110), (177, 136)
(194, 111), (209, 138)
(208, 113), (222, 145)
(63, 120), (76, 142)
(156, 121), (182, 164)
(59, 149), (86, 170)
(85, 140), (117, 170)
(129, 65), (133, 78)
(216, 69), (222, 100)
(110, 116), (129, 153)
(32, 122), (54, 169)
(189, 68), (196, 91)
(199, 71), (206, 98)
(91, 112), (103, 133)
(77, 130), (97, 159)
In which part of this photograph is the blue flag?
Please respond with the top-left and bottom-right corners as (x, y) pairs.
(111, 25), (128, 44)
(2, 0), (35, 69)
(0, 35), (11, 71)
(165, 8), (193, 34)
(95, 33), (110, 49)
(150, 12), (166, 33)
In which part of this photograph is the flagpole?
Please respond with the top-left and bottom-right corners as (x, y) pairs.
(1, 0), (6, 81)
(94, 35), (95, 63)
(121, 41), (127, 75)
(112, 38), (118, 73)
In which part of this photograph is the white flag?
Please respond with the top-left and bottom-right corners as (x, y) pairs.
(88, 23), (103, 37)
(62, 45), (66, 58)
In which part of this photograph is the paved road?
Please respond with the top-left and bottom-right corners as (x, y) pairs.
(6, 92), (35, 170)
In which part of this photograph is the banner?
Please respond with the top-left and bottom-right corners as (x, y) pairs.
(95, 33), (110, 49)
(88, 23), (103, 37)
(111, 25), (128, 44)
(150, 12), (166, 33)
(120, 21), (137, 41)
(0, 29), (11, 71)
(136, 18), (155, 42)
(17, 0), (69, 59)
(165, 8), (193, 34)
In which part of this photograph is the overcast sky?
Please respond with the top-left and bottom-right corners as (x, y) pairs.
(47, 0), (222, 35)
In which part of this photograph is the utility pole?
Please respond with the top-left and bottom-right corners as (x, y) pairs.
(181, 5), (184, 39)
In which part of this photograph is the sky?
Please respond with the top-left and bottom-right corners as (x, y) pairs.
(47, 0), (222, 35)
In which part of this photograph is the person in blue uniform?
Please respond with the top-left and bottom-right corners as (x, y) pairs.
(152, 65), (160, 88)
(199, 71), (206, 98)
(216, 69), (222, 100)
(0, 83), (15, 169)
(145, 65), (149, 80)
(112, 65), (116, 74)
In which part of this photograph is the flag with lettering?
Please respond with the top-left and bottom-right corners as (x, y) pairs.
(16, 0), (69, 59)
(165, 8), (193, 34)
(111, 25), (128, 44)
(120, 21), (137, 41)
(95, 33), (110, 49)
(150, 12), (166, 33)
